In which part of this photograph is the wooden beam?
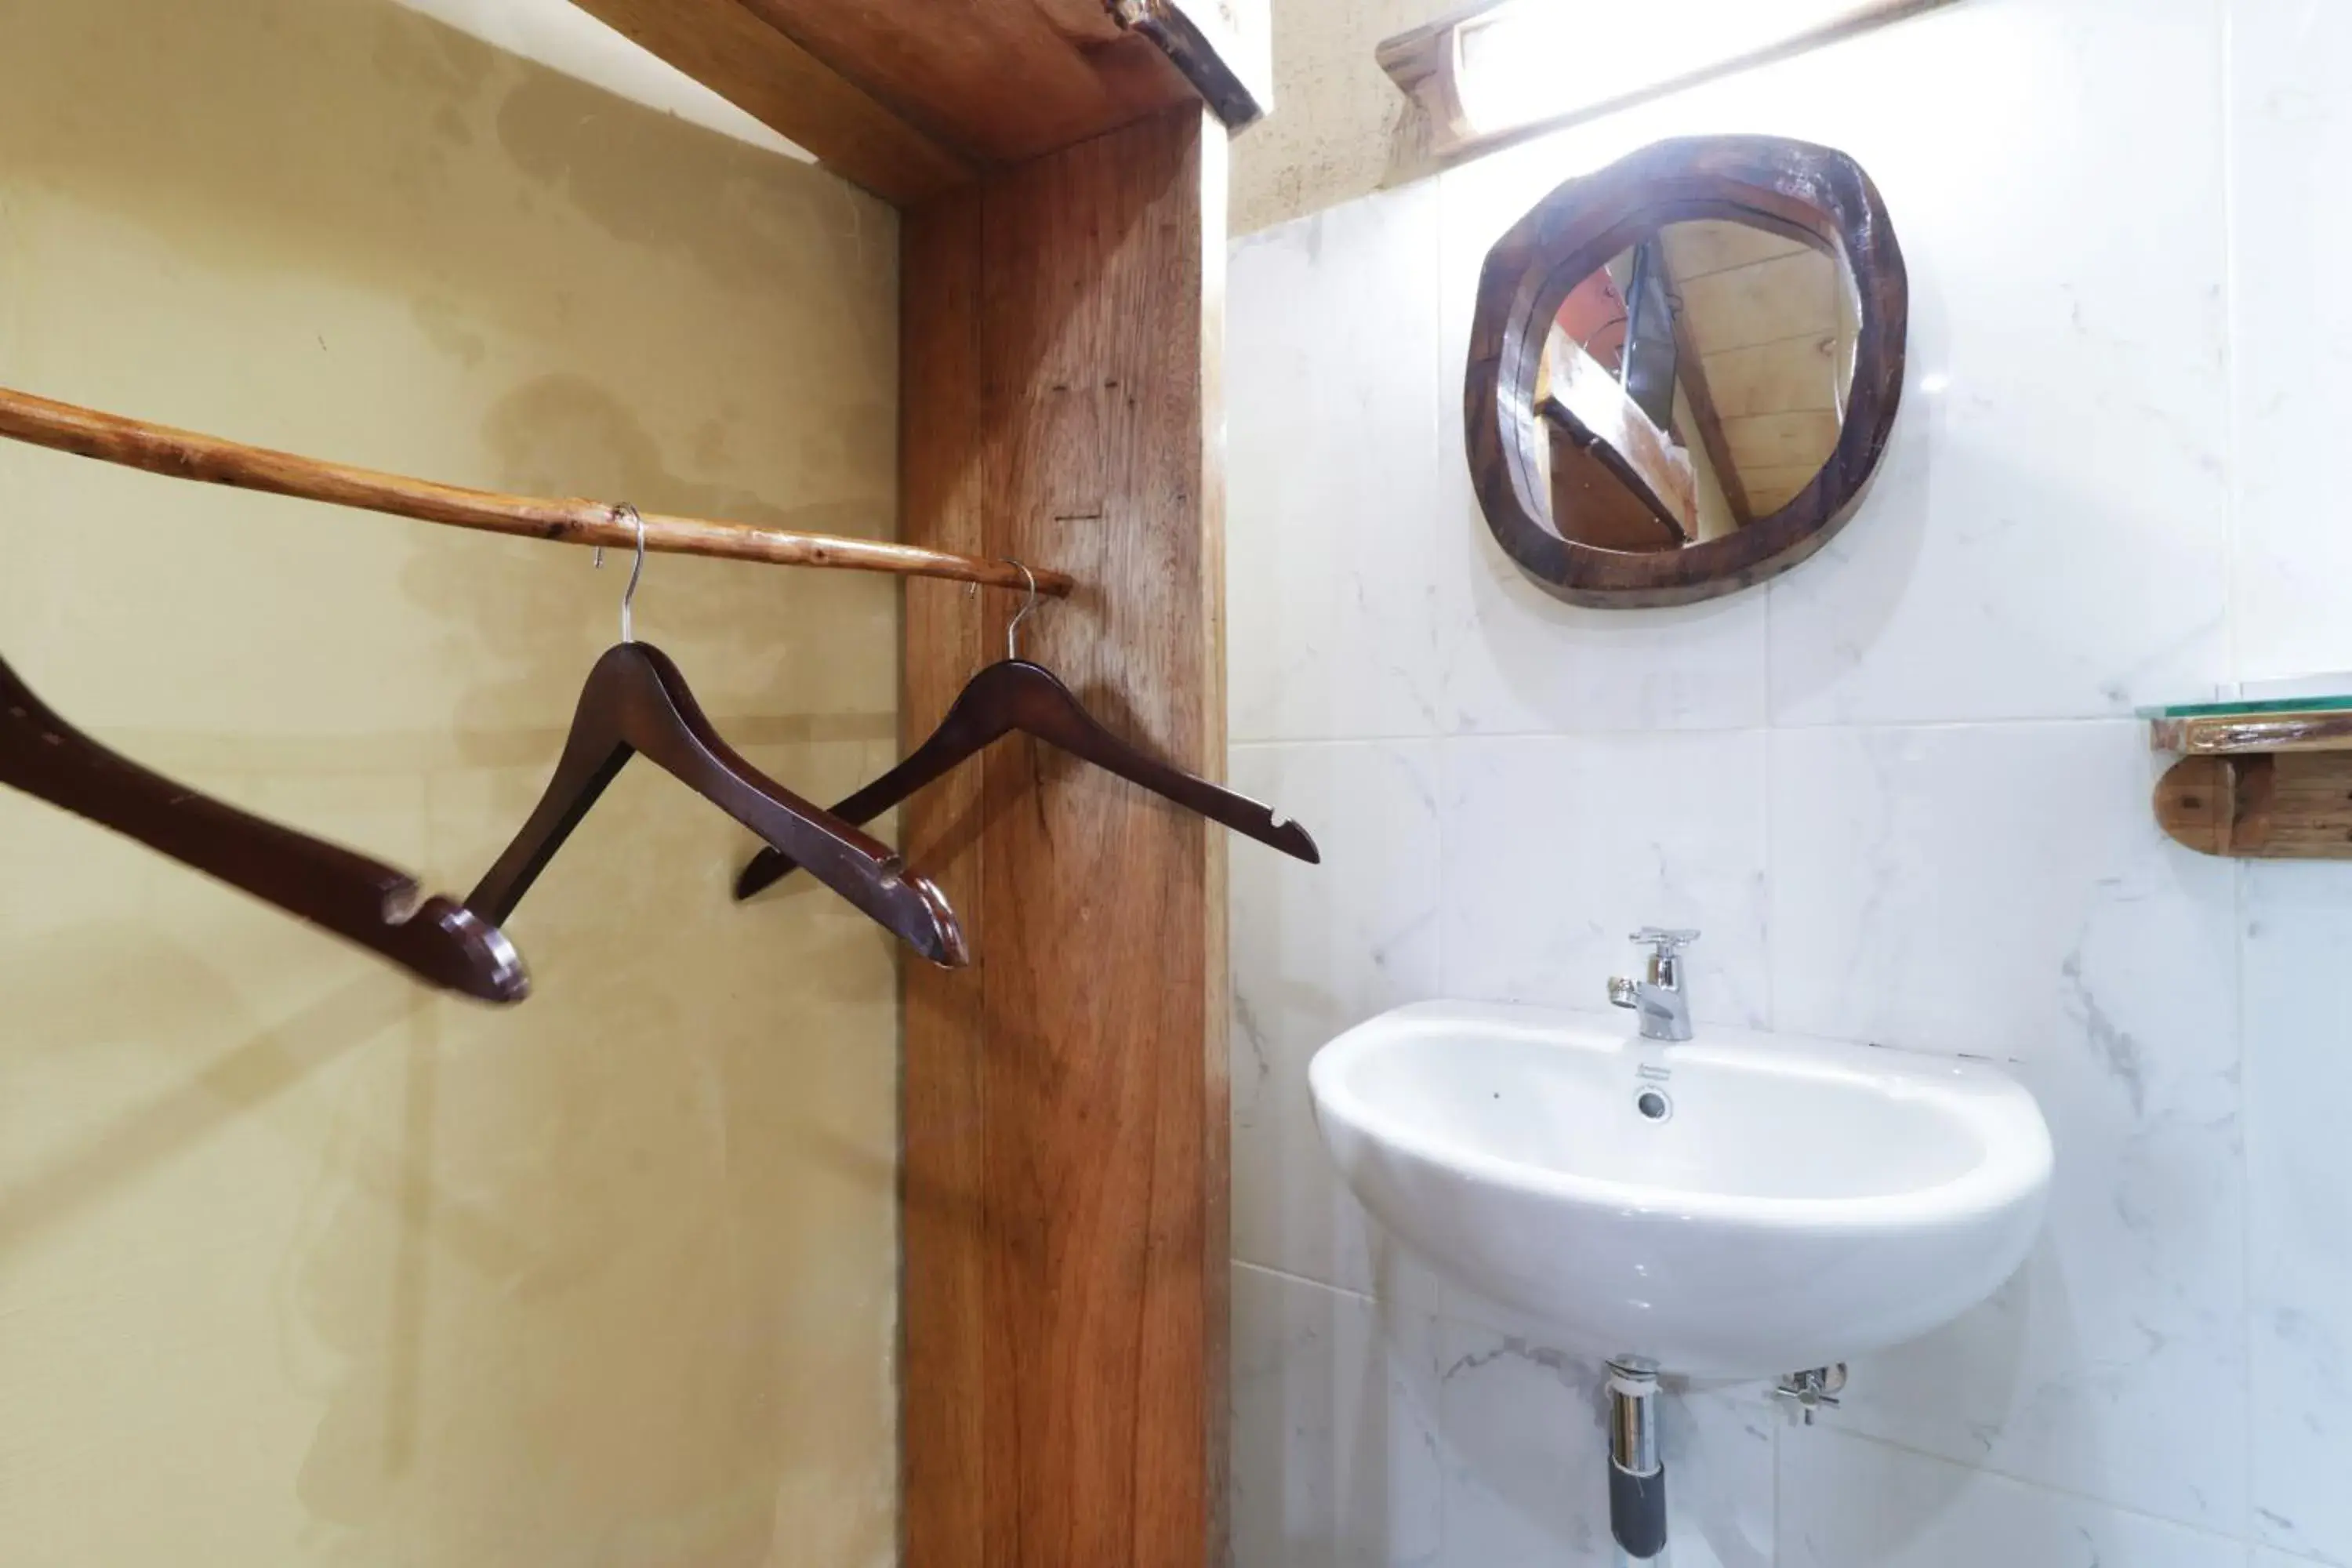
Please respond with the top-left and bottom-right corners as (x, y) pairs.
(1666, 307), (1753, 524)
(902, 105), (1226, 1568)
(1544, 422), (1686, 554)
(566, 0), (974, 205)
(564, 0), (1261, 205)
(1539, 329), (1697, 535)
(902, 183), (993, 1568)
(735, 0), (1196, 166)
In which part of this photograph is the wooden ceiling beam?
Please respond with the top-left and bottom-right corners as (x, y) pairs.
(566, 0), (975, 205)
(1667, 307), (1754, 525)
(734, 0), (1196, 167)
(565, 0), (1266, 207)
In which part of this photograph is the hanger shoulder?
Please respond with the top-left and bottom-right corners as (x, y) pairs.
(986, 660), (1321, 864)
(735, 658), (1320, 904)
(0, 655), (527, 1002)
(731, 660), (1021, 902)
(614, 645), (967, 966)
(462, 645), (640, 925)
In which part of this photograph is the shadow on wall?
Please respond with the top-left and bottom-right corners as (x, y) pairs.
(0, 0), (902, 737)
(423, 368), (902, 747)
(0, 1), (902, 1563)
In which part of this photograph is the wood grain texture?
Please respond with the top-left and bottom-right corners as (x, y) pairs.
(1664, 301), (1753, 525)
(2150, 709), (2352, 756)
(1540, 331), (1696, 537)
(1544, 422), (1686, 553)
(564, 0), (1258, 202)
(2156, 753), (2352, 858)
(1464, 136), (1907, 608)
(564, 0), (974, 204)
(902, 185), (993, 1568)
(0, 383), (1069, 596)
(900, 105), (1227, 1568)
(735, 0), (1196, 166)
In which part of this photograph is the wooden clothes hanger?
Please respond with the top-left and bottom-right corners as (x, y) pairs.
(465, 509), (968, 967)
(0, 654), (528, 1003)
(733, 563), (1319, 903)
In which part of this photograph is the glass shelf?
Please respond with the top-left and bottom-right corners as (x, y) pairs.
(2145, 690), (2352, 756)
(2137, 693), (2352, 720)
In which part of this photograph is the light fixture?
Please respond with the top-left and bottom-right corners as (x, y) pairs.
(1380, 0), (1954, 152)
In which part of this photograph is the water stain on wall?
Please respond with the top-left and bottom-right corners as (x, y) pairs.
(0, 1), (903, 1563)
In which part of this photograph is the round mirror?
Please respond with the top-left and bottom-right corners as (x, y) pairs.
(1466, 136), (1907, 607)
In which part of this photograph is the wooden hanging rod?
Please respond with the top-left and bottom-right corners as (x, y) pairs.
(0, 385), (1073, 597)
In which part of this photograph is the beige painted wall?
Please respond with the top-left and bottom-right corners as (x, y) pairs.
(1230, 0), (1453, 235)
(0, 2), (901, 1563)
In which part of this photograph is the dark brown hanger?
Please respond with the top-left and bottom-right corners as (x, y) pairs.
(0, 653), (528, 1003)
(465, 515), (967, 967)
(733, 567), (1319, 903)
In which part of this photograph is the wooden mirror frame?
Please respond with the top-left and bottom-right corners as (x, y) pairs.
(1465, 136), (1909, 608)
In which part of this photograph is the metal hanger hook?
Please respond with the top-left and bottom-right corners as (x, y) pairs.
(609, 503), (647, 643)
(1001, 559), (1038, 662)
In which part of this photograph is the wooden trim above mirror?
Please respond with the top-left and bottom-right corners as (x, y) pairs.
(1465, 136), (1908, 608)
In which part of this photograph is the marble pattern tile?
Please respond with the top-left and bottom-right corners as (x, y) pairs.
(1228, 183), (1449, 746)
(1771, 721), (2245, 1532)
(1231, 741), (1445, 1298)
(1216, 1), (2352, 1559)
(1434, 1316), (1775, 1568)
(1780, 1428), (2249, 1567)
(2245, 863), (2352, 1566)
(1439, 732), (1770, 1027)
(1425, 0), (2230, 730)
(1231, 1262), (1446, 1568)
(2228, 0), (2352, 684)
(1762, 0), (2232, 725)
(1429, 495), (1777, 738)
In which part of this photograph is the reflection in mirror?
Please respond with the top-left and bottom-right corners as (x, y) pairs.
(1535, 220), (1859, 554)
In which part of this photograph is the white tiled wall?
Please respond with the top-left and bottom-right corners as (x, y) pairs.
(1225, 1), (2352, 1563)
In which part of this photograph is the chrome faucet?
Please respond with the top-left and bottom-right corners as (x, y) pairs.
(1609, 927), (1698, 1042)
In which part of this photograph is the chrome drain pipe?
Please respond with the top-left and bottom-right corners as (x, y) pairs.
(1606, 1359), (1667, 1561)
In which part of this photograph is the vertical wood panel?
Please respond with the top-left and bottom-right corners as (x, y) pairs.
(902, 106), (1227, 1568)
(902, 186), (991, 1568)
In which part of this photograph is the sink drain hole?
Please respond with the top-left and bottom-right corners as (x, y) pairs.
(1635, 1089), (1671, 1122)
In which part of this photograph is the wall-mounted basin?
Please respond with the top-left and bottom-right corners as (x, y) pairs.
(1308, 1001), (2052, 1381)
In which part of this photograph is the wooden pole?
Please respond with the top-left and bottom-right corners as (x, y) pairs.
(0, 384), (1074, 597)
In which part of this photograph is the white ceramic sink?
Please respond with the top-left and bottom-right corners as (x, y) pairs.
(1308, 1001), (2053, 1380)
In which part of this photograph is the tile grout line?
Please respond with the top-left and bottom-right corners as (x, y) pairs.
(1425, 175), (1453, 1568)
(2219, 0), (2263, 1549)
(2218, 0), (2245, 699)
(1228, 714), (2159, 752)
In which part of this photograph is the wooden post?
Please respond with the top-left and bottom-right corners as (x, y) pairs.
(900, 105), (1229, 1568)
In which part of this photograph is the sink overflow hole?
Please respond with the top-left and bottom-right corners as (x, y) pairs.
(1635, 1089), (1671, 1122)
